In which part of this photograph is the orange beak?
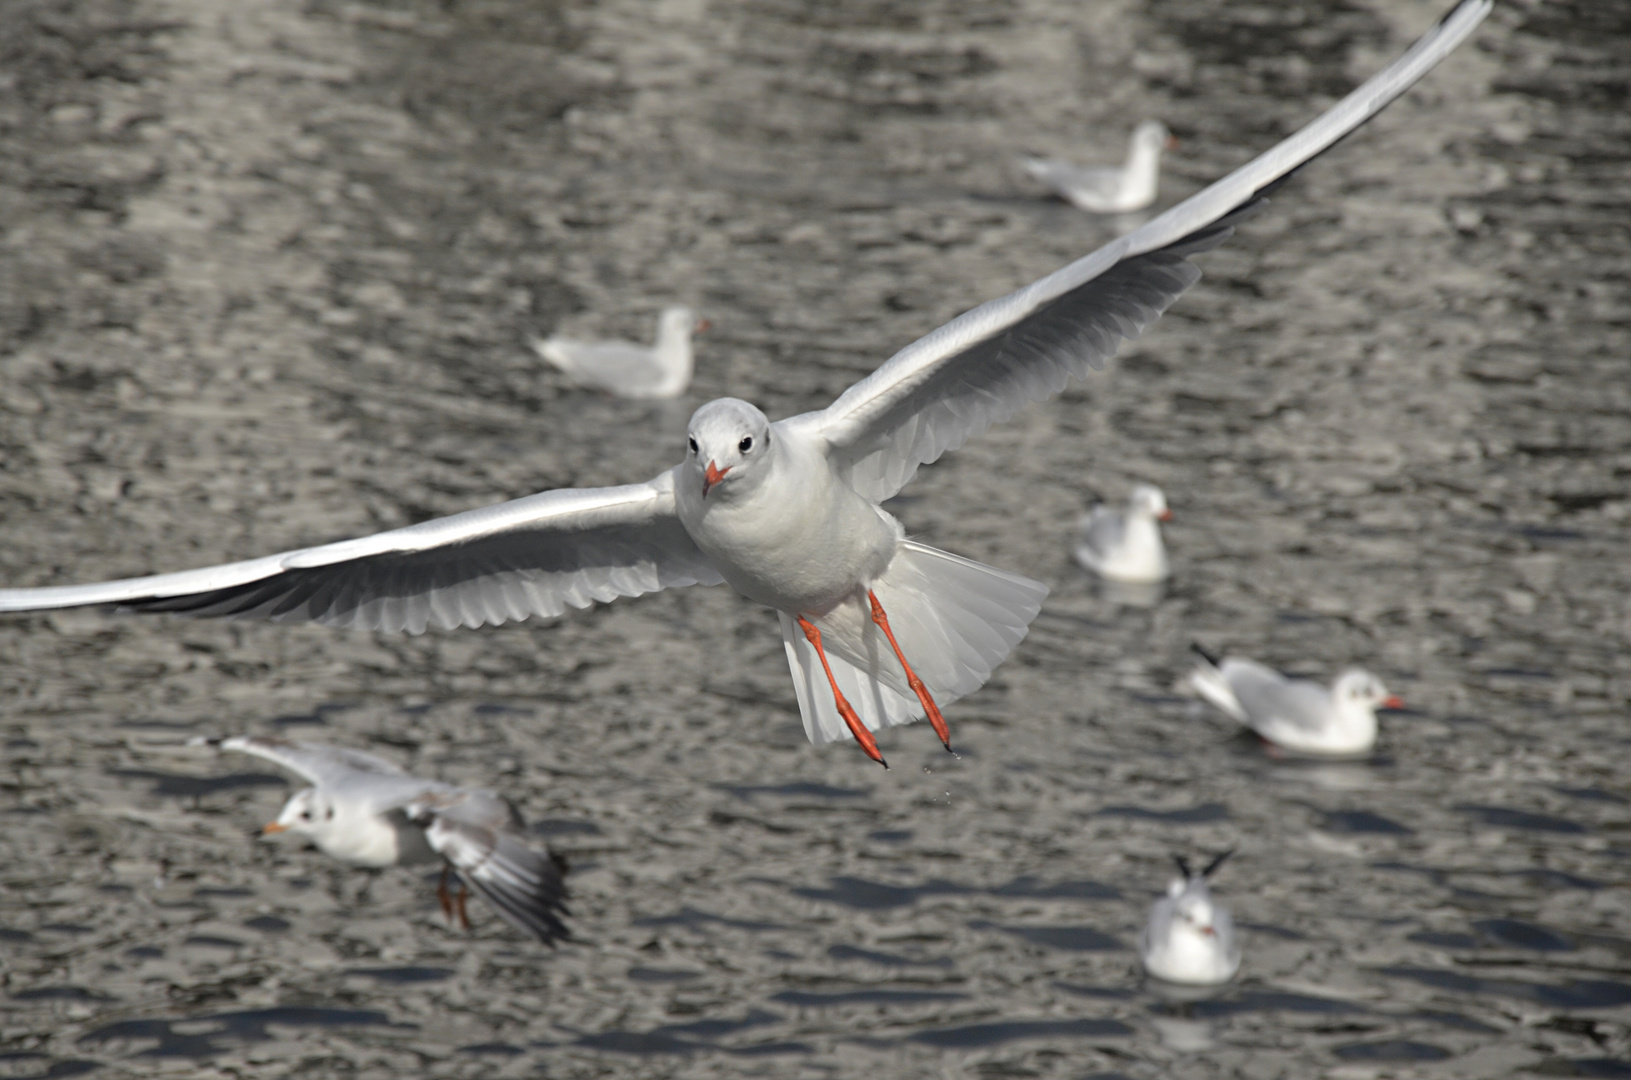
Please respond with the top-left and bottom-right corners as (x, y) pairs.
(1158, 509), (1174, 522)
(694, 318), (711, 333)
(1382, 695), (1404, 710)
(1199, 925), (1215, 937)
(703, 461), (731, 498)
(1165, 135), (1180, 151)
(261, 822), (287, 835)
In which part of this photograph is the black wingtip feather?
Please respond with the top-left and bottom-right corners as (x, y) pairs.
(1202, 849), (1236, 879)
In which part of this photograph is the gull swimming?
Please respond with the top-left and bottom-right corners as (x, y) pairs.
(1141, 851), (1240, 986)
(1188, 645), (1402, 757)
(0, 1), (1491, 767)
(216, 735), (570, 944)
(532, 305), (710, 399)
(1023, 120), (1177, 214)
(1074, 484), (1172, 584)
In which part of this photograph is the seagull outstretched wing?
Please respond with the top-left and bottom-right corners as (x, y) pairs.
(790, 0), (1492, 503)
(0, 472), (721, 633)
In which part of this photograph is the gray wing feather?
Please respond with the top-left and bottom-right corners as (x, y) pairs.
(1025, 159), (1119, 203)
(1140, 895), (1175, 963)
(539, 339), (665, 391)
(420, 793), (570, 944)
(1223, 661), (1333, 734)
(221, 734), (407, 787)
(794, 0), (1491, 504)
(0, 471), (723, 634)
(1077, 507), (1128, 562)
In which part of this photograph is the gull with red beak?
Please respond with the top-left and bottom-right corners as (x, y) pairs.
(1189, 645), (1404, 757)
(1141, 851), (1240, 986)
(1074, 484), (1173, 584)
(219, 735), (570, 944)
(0, 1), (1489, 766)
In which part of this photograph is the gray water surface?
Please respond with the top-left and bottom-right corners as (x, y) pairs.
(1, 0), (1628, 1076)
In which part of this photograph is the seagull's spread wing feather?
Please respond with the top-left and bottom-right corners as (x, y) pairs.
(221, 734), (407, 787)
(0, 471), (722, 633)
(792, 0), (1491, 503)
(417, 791), (570, 944)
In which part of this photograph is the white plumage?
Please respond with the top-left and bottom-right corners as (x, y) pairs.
(1074, 484), (1171, 584)
(1188, 650), (1401, 757)
(0, 1), (1490, 761)
(1024, 119), (1176, 214)
(221, 735), (570, 944)
(533, 305), (708, 399)
(1141, 852), (1240, 986)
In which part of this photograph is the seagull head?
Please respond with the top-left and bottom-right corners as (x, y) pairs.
(1134, 119), (1178, 153)
(687, 398), (772, 500)
(262, 787), (336, 841)
(1131, 484), (1172, 522)
(660, 305), (710, 340)
(1335, 668), (1402, 712)
(1175, 890), (1219, 937)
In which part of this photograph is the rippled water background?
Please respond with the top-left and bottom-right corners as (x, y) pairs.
(1, 0), (1627, 1076)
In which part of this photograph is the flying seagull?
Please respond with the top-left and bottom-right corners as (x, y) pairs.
(216, 735), (570, 944)
(0, 1), (1491, 766)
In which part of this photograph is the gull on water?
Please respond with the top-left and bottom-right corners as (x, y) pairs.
(1188, 645), (1402, 757)
(1023, 120), (1177, 214)
(532, 305), (710, 399)
(1141, 851), (1240, 986)
(0, 1), (1491, 767)
(214, 735), (570, 944)
(1074, 484), (1171, 584)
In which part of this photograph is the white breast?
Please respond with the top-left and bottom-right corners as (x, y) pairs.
(315, 805), (435, 867)
(679, 434), (901, 615)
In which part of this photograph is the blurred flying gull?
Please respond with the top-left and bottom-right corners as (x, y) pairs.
(0, 1), (1490, 766)
(214, 735), (570, 944)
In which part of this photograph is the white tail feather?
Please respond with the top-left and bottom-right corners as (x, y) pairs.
(778, 540), (1048, 746)
(533, 337), (577, 375)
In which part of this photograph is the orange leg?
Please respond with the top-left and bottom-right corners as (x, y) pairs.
(454, 881), (471, 931)
(797, 615), (888, 769)
(868, 591), (952, 752)
(437, 864), (454, 922)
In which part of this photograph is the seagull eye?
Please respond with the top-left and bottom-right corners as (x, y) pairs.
(325, 807), (334, 820)
(739, 436), (753, 454)
(688, 437), (698, 455)
(300, 810), (312, 821)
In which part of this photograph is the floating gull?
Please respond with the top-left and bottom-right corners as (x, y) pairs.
(1188, 645), (1402, 757)
(533, 305), (710, 399)
(1074, 484), (1171, 584)
(1023, 120), (1177, 214)
(1141, 851), (1240, 986)
(0, 1), (1491, 766)
(217, 735), (570, 944)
